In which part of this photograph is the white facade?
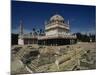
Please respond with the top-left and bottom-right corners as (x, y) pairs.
(45, 14), (70, 36)
(18, 38), (24, 45)
(46, 29), (57, 36)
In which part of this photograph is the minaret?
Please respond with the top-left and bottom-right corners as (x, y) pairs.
(19, 20), (23, 36)
(45, 20), (47, 25)
(67, 19), (70, 33)
(18, 20), (24, 45)
(68, 19), (69, 25)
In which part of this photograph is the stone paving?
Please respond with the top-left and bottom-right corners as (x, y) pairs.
(11, 42), (96, 74)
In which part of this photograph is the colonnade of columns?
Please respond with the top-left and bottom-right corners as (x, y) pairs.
(38, 39), (77, 46)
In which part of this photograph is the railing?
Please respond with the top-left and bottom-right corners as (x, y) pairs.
(45, 22), (69, 28)
(19, 35), (38, 39)
(18, 33), (76, 39)
(45, 25), (69, 30)
(38, 34), (77, 39)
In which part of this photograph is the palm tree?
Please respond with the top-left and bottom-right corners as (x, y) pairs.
(37, 29), (40, 36)
(39, 29), (42, 35)
(32, 28), (35, 32)
(32, 28), (36, 35)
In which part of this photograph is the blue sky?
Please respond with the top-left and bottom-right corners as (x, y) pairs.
(11, 1), (96, 34)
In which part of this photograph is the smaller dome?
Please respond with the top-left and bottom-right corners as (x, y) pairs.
(50, 14), (64, 21)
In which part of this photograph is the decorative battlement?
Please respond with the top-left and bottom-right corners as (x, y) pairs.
(38, 34), (76, 40)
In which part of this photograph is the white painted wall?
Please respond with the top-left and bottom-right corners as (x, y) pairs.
(18, 38), (24, 45)
(46, 29), (58, 36)
(46, 28), (69, 36)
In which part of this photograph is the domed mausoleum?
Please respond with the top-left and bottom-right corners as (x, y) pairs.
(45, 14), (70, 36)
(18, 14), (77, 45)
(38, 14), (77, 45)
